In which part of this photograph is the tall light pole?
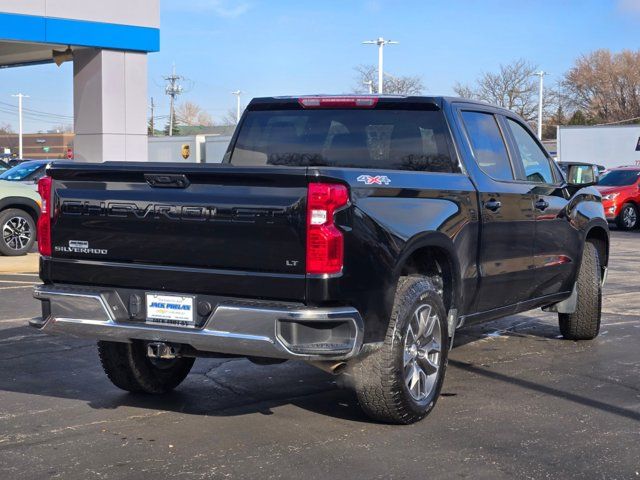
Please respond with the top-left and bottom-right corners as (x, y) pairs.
(232, 90), (242, 124)
(11, 93), (29, 158)
(534, 71), (548, 140)
(362, 37), (398, 94)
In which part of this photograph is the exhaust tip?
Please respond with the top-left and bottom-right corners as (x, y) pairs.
(309, 361), (347, 375)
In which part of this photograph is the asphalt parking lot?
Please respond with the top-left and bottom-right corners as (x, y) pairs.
(0, 232), (638, 479)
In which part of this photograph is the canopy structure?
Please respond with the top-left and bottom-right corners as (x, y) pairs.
(0, 1), (160, 161)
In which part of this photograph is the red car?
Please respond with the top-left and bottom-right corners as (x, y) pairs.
(597, 166), (640, 230)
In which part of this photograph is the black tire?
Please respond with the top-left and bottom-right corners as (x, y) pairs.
(616, 203), (638, 230)
(559, 242), (602, 340)
(351, 276), (449, 424)
(0, 208), (36, 256)
(98, 340), (195, 394)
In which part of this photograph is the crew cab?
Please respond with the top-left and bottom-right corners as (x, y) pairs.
(31, 96), (609, 424)
(595, 166), (640, 230)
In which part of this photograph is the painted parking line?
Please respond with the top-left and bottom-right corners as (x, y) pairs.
(0, 280), (38, 285)
(0, 317), (33, 323)
(0, 286), (34, 290)
(0, 272), (39, 277)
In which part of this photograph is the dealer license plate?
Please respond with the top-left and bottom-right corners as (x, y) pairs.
(145, 293), (195, 328)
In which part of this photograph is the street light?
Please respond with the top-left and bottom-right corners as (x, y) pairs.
(231, 90), (242, 124)
(11, 93), (29, 159)
(533, 71), (548, 140)
(362, 37), (398, 94)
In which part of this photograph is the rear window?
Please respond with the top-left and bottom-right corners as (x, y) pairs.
(0, 162), (43, 180)
(598, 169), (640, 186)
(228, 109), (460, 173)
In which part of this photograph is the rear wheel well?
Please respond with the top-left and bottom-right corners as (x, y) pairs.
(400, 247), (455, 312)
(0, 204), (38, 224)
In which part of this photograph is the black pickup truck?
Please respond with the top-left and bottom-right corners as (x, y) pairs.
(32, 96), (609, 424)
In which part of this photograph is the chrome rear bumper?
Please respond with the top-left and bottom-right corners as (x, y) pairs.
(32, 285), (363, 361)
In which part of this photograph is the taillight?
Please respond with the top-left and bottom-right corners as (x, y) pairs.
(37, 176), (52, 256)
(298, 96), (378, 109)
(306, 183), (349, 275)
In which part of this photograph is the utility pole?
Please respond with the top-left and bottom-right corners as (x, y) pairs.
(534, 71), (548, 140)
(232, 90), (242, 124)
(11, 93), (29, 158)
(149, 97), (155, 136)
(362, 37), (398, 94)
(163, 65), (183, 136)
(363, 80), (373, 94)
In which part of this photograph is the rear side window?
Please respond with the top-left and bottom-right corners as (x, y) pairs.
(229, 109), (460, 173)
(460, 111), (513, 181)
(506, 118), (555, 184)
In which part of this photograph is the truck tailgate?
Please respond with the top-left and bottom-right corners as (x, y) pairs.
(46, 163), (309, 299)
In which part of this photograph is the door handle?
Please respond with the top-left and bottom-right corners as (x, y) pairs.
(484, 199), (502, 212)
(535, 199), (550, 211)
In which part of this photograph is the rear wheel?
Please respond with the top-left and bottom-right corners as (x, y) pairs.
(351, 276), (448, 424)
(98, 340), (195, 394)
(0, 208), (36, 256)
(559, 242), (602, 340)
(616, 203), (638, 230)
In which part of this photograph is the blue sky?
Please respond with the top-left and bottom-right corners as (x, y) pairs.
(2, 0), (640, 132)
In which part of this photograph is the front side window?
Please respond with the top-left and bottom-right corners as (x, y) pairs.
(506, 118), (555, 184)
(460, 111), (513, 181)
(229, 109), (460, 173)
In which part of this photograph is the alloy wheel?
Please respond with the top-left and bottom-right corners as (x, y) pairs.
(403, 304), (442, 402)
(623, 206), (637, 228)
(2, 216), (32, 251)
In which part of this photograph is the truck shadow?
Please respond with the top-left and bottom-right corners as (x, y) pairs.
(452, 313), (563, 348)
(0, 320), (638, 425)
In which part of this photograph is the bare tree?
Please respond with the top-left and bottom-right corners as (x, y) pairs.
(562, 49), (640, 124)
(453, 59), (553, 123)
(0, 123), (17, 153)
(222, 107), (247, 126)
(353, 64), (424, 95)
(50, 124), (73, 133)
(175, 101), (214, 126)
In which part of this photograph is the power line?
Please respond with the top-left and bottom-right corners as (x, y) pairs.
(0, 100), (73, 119)
(594, 116), (640, 126)
(0, 106), (72, 123)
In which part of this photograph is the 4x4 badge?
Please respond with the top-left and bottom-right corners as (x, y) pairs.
(357, 175), (391, 185)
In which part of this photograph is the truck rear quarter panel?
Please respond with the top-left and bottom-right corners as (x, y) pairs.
(308, 168), (479, 342)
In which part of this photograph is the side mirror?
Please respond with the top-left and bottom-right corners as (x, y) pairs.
(566, 163), (599, 187)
